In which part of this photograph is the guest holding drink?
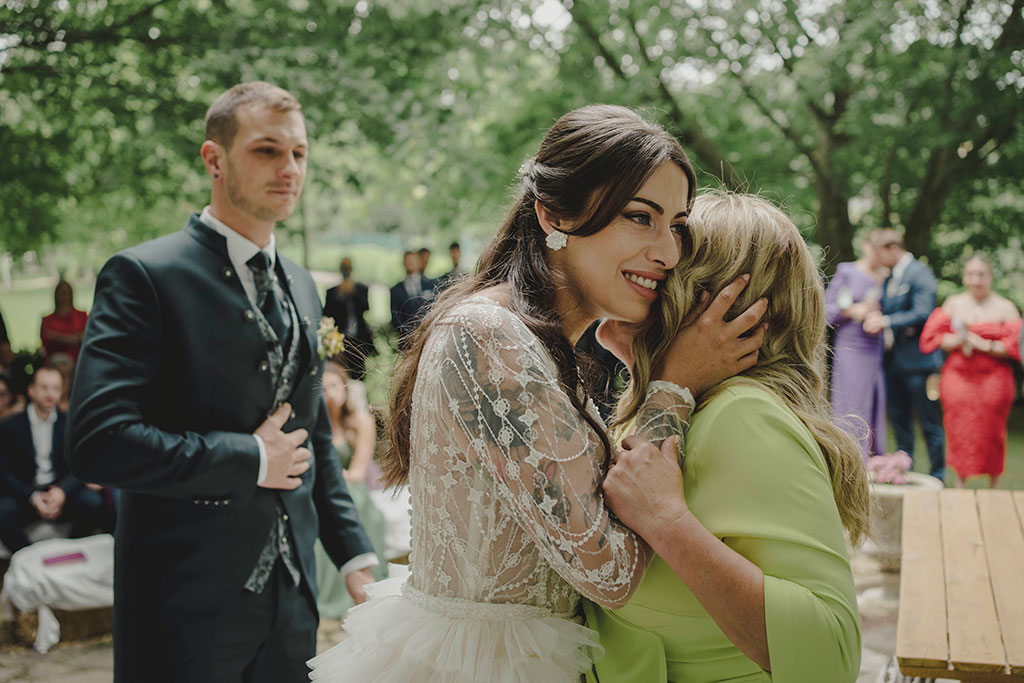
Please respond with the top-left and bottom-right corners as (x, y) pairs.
(825, 239), (887, 458)
(920, 255), (1021, 488)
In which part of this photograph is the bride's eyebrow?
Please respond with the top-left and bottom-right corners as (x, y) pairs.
(629, 197), (688, 220)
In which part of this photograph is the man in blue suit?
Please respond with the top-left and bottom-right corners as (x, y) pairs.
(864, 229), (945, 479)
(0, 367), (108, 552)
(67, 82), (376, 682)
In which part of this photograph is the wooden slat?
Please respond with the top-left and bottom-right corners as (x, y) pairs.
(941, 490), (1006, 674)
(978, 490), (1024, 676)
(897, 490), (949, 669)
(900, 665), (1024, 682)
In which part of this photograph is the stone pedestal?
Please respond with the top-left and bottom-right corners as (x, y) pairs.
(865, 472), (944, 572)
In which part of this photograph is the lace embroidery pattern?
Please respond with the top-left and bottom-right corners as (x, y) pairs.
(632, 380), (695, 446)
(404, 298), (692, 613)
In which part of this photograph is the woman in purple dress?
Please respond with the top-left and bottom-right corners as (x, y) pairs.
(826, 240), (887, 458)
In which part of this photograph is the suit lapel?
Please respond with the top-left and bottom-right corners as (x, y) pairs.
(277, 257), (318, 373)
(186, 214), (254, 307)
(53, 413), (66, 480)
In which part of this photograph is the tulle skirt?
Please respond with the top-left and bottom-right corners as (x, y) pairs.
(307, 577), (601, 682)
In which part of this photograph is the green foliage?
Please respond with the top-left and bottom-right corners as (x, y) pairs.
(1, 0), (1021, 282)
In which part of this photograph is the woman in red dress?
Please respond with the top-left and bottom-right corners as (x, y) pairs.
(40, 279), (89, 362)
(920, 255), (1022, 488)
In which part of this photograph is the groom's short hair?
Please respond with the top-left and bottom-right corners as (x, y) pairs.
(869, 228), (904, 249)
(204, 81), (301, 149)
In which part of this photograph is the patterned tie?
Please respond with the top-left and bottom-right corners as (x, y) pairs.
(246, 252), (289, 344)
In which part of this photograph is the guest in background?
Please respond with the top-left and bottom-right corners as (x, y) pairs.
(920, 255), (1021, 488)
(416, 247), (431, 275)
(0, 307), (13, 369)
(45, 353), (76, 413)
(436, 241), (466, 294)
(864, 229), (945, 480)
(314, 362), (389, 619)
(0, 374), (24, 421)
(390, 251), (436, 349)
(40, 279), (88, 362)
(825, 239), (887, 458)
(0, 367), (109, 552)
(323, 257), (376, 381)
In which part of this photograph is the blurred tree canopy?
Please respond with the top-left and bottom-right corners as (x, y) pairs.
(1, 0), (1022, 283)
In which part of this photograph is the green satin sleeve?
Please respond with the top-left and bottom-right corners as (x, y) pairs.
(587, 384), (860, 683)
(686, 384), (860, 682)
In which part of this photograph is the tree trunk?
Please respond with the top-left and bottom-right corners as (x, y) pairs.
(903, 147), (956, 259)
(815, 175), (855, 275)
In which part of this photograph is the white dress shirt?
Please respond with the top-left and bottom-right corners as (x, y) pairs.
(887, 252), (913, 295)
(404, 274), (423, 298)
(200, 207), (377, 578)
(883, 251), (915, 336)
(27, 404), (58, 490)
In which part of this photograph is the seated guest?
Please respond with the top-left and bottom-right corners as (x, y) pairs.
(40, 279), (88, 362)
(0, 367), (110, 552)
(314, 362), (389, 618)
(0, 374), (24, 421)
(0, 307), (12, 370)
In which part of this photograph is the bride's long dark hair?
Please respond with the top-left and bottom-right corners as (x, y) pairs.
(380, 104), (697, 487)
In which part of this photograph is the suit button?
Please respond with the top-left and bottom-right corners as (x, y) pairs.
(245, 310), (255, 321)
(258, 361), (270, 372)
(290, 411), (296, 420)
(221, 267), (233, 279)
(283, 514), (289, 521)
(309, 367), (318, 376)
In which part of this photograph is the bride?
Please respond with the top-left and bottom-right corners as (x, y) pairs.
(308, 105), (767, 682)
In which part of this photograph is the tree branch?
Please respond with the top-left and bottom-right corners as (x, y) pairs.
(622, 10), (743, 190)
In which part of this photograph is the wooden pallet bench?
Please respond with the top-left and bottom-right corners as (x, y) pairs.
(897, 489), (1024, 682)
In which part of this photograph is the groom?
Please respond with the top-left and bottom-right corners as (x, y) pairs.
(67, 82), (377, 682)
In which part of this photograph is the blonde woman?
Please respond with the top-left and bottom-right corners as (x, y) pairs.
(585, 192), (869, 682)
(313, 362), (390, 619)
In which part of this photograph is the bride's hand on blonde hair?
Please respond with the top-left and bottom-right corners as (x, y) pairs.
(656, 274), (768, 398)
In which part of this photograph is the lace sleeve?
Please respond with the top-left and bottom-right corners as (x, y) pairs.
(631, 380), (695, 447)
(435, 305), (652, 608)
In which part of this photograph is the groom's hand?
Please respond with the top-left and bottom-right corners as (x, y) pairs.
(256, 403), (311, 490)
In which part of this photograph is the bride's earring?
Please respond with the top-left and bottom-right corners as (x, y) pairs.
(545, 230), (568, 251)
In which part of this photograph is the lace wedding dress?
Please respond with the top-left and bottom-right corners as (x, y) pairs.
(308, 297), (692, 682)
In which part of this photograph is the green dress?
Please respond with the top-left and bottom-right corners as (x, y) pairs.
(314, 441), (390, 619)
(584, 383), (861, 682)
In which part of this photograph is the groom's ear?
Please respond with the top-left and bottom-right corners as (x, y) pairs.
(200, 140), (223, 180)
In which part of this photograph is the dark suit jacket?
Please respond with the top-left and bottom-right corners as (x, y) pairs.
(390, 276), (436, 343)
(323, 281), (374, 351)
(881, 256), (943, 374)
(0, 410), (80, 501)
(66, 216), (373, 661)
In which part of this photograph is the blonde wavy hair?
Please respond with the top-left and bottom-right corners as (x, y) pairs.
(616, 190), (871, 545)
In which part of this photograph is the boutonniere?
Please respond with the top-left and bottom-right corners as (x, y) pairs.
(317, 317), (345, 360)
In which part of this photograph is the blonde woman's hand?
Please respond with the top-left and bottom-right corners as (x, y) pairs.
(603, 434), (688, 540)
(655, 274), (767, 398)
